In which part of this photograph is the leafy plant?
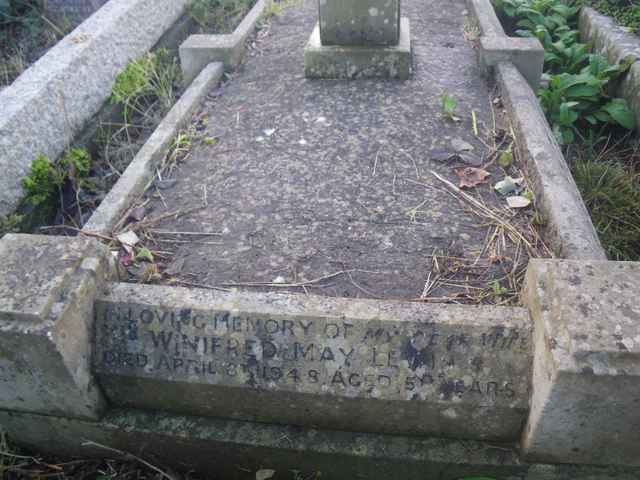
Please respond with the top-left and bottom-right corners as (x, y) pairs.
(496, 0), (636, 144)
(22, 148), (93, 211)
(61, 147), (92, 178)
(111, 50), (180, 122)
(22, 155), (64, 206)
(0, 213), (23, 237)
(442, 93), (460, 121)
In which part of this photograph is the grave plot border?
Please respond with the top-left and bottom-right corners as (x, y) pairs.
(179, 0), (269, 85)
(3, 408), (640, 480)
(467, 0), (640, 469)
(467, 0), (607, 261)
(0, 0), (192, 218)
(83, 63), (225, 234)
(92, 282), (533, 442)
(1, 0), (640, 476)
(83, 0), (272, 235)
(578, 7), (640, 134)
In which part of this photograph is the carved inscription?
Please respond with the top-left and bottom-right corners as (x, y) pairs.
(95, 304), (530, 403)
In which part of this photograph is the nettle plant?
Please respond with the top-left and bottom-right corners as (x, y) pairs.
(495, 0), (636, 144)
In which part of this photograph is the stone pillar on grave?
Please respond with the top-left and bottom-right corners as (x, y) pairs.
(304, 0), (412, 79)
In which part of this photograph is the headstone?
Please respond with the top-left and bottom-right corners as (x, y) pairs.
(0, 234), (114, 420)
(523, 259), (640, 467)
(94, 283), (532, 441)
(319, 0), (400, 46)
(304, 0), (411, 79)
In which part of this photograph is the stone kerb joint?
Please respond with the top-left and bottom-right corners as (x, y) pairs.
(479, 36), (544, 91)
(304, 0), (412, 79)
(0, 234), (115, 420)
(466, 0), (544, 90)
(522, 259), (640, 467)
(179, 0), (268, 86)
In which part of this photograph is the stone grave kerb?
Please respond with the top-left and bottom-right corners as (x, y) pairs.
(305, 0), (412, 79)
(0, 234), (115, 420)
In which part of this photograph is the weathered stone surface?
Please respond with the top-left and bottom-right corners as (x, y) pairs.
(0, 0), (190, 217)
(466, 0), (506, 37)
(523, 259), (640, 466)
(318, 0), (400, 46)
(479, 36), (544, 90)
(579, 7), (640, 140)
(94, 283), (531, 441)
(4, 408), (640, 479)
(0, 234), (114, 419)
(495, 62), (606, 260)
(179, 0), (267, 85)
(305, 18), (411, 79)
(137, 0), (512, 299)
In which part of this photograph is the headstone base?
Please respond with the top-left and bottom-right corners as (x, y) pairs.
(304, 18), (411, 80)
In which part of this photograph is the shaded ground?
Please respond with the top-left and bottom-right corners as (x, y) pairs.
(135, 0), (544, 301)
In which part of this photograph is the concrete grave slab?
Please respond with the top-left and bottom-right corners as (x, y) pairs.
(94, 283), (532, 441)
(523, 259), (640, 466)
(140, 0), (518, 300)
(318, 0), (401, 46)
(0, 234), (114, 419)
(305, 17), (411, 79)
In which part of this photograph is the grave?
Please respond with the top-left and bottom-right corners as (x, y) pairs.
(305, 0), (411, 78)
(94, 283), (531, 441)
(1, 0), (640, 477)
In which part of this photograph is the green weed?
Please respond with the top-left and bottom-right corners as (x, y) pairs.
(0, 213), (24, 237)
(22, 148), (93, 214)
(22, 154), (64, 207)
(111, 50), (181, 122)
(442, 93), (460, 121)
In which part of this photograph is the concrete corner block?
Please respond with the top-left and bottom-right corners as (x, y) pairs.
(180, 35), (238, 85)
(305, 18), (411, 80)
(179, 0), (267, 85)
(480, 36), (544, 91)
(522, 259), (640, 466)
(0, 234), (115, 420)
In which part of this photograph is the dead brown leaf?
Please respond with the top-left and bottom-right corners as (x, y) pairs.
(455, 167), (490, 189)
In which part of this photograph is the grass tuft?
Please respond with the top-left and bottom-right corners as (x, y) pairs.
(571, 142), (640, 260)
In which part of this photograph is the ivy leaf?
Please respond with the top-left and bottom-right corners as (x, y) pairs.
(602, 99), (636, 130)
